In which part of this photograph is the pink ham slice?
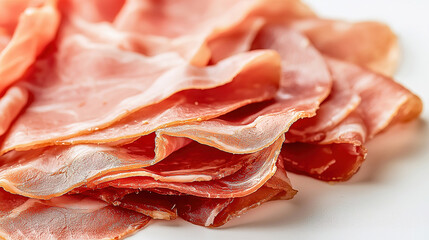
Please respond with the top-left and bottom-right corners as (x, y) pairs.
(0, 134), (283, 200)
(81, 188), (178, 220)
(282, 112), (367, 181)
(281, 57), (422, 181)
(289, 19), (400, 76)
(0, 86), (28, 136)
(59, 0), (126, 23)
(91, 136), (284, 199)
(0, 0), (60, 94)
(326, 57), (422, 137)
(53, 50), (280, 146)
(155, 26), (331, 154)
(0, 189), (150, 240)
(0, 44), (280, 154)
(79, 160), (296, 227)
(112, 0), (315, 66)
(175, 161), (296, 227)
(285, 72), (361, 143)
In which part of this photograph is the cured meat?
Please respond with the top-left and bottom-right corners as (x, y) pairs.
(326, 57), (422, 137)
(289, 19), (399, 76)
(176, 161), (296, 227)
(78, 161), (296, 227)
(0, 134), (283, 199)
(81, 188), (177, 220)
(0, 0), (424, 239)
(0, 189), (150, 240)
(0, 133), (187, 199)
(92, 136), (284, 199)
(155, 26), (331, 153)
(54, 50), (280, 145)
(112, 0), (315, 65)
(285, 73), (361, 142)
(1, 46), (280, 154)
(281, 57), (422, 181)
(0, 0), (60, 94)
(0, 86), (28, 136)
(282, 112), (367, 181)
(60, 0), (126, 23)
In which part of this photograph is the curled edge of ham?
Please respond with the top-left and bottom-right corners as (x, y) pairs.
(0, 0), (60, 94)
(0, 189), (151, 240)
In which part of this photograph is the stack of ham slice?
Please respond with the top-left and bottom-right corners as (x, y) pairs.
(0, 0), (423, 239)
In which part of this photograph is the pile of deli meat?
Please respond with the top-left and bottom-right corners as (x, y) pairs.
(0, 0), (423, 239)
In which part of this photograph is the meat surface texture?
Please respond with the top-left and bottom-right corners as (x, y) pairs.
(0, 0), (423, 239)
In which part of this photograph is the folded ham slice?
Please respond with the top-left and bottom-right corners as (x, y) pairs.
(0, 0), (60, 94)
(289, 19), (399, 76)
(1, 44), (280, 154)
(0, 134), (283, 200)
(0, 189), (150, 240)
(73, 160), (296, 227)
(282, 57), (422, 181)
(157, 25), (331, 153)
(0, 1), (423, 239)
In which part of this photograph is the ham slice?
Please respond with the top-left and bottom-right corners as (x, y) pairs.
(175, 161), (296, 227)
(81, 188), (177, 220)
(112, 0), (315, 65)
(156, 26), (331, 153)
(0, 189), (150, 240)
(59, 0), (126, 23)
(0, 1), (424, 238)
(289, 19), (399, 76)
(1, 45), (280, 154)
(0, 134), (283, 199)
(282, 112), (367, 181)
(53, 49), (280, 146)
(77, 160), (296, 227)
(282, 57), (422, 181)
(0, 0), (60, 94)
(92, 136), (284, 199)
(0, 86), (28, 136)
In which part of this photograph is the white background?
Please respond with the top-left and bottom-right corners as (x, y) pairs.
(131, 1), (429, 239)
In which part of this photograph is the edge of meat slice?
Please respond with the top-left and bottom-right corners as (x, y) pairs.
(289, 19), (400, 76)
(0, 0), (60, 94)
(282, 57), (422, 181)
(0, 189), (150, 240)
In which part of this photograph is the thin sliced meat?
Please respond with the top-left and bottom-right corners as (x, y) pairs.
(80, 160), (295, 227)
(54, 49), (281, 145)
(0, 0), (60, 94)
(155, 26), (331, 153)
(82, 188), (177, 220)
(89, 136), (284, 199)
(0, 0), (35, 33)
(60, 0), (126, 23)
(285, 66), (361, 142)
(0, 189), (150, 240)
(1, 45), (280, 154)
(0, 133), (282, 199)
(109, 0), (314, 65)
(0, 86), (28, 136)
(94, 141), (257, 184)
(0, 29), (10, 52)
(113, 0), (262, 66)
(326, 57), (422, 137)
(282, 112), (367, 181)
(176, 161), (296, 227)
(282, 58), (422, 181)
(289, 19), (400, 76)
(0, 133), (190, 199)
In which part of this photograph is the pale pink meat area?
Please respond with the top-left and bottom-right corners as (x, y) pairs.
(0, 0), (423, 239)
